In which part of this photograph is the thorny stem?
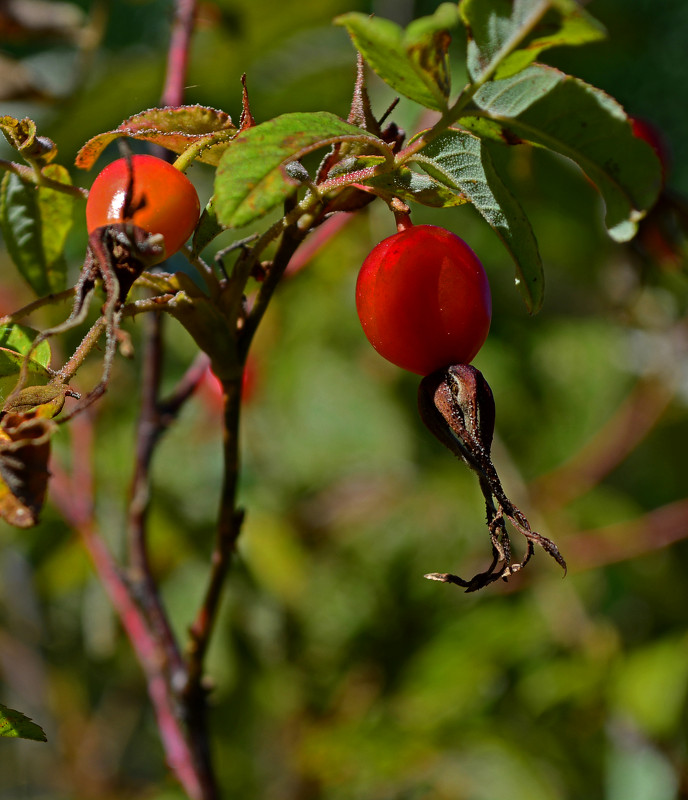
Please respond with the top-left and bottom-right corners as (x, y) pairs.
(52, 316), (107, 385)
(127, 0), (224, 795)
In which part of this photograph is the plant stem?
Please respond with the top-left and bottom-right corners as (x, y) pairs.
(162, 0), (198, 108)
(54, 316), (107, 384)
(49, 417), (208, 800)
(127, 312), (187, 682)
(0, 159), (88, 199)
(184, 374), (243, 784)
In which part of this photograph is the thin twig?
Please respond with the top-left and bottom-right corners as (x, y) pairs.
(238, 209), (312, 359)
(127, 312), (186, 682)
(185, 375), (243, 692)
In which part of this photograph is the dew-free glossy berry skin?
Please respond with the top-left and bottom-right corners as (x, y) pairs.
(356, 225), (491, 376)
(86, 155), (200, 262)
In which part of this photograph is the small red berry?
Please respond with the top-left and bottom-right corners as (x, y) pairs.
(86, 154), (200, 262)
(356, 224), (492, 376)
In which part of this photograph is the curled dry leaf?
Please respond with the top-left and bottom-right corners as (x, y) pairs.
(0, 410), (55, 529)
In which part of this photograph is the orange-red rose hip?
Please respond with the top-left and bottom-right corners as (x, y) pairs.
(86, 154), (200, 262)
(356, 224), (491, 376)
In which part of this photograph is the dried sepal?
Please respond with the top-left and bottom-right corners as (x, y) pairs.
(0, 410), (55, 528)
(418, 364), (566, 591)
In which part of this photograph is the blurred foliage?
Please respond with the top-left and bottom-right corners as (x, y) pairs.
(1, 0), (688, 799)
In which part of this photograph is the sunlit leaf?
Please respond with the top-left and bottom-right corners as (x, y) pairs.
(496, 2), (606, 79)
(215, 111), (391, 228)
(335, 4), (460, 111)
(0, 324), (51, 368)
(365, 165), (469, 208)
(0, 703), (47, 742)
(459, 0), (605, 82)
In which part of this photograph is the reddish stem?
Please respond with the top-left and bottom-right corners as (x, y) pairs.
(49, 418), (206, 800)
(161, 0), (198, 107)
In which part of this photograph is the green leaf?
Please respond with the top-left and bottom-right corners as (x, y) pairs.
(37, 164), (73, 277)
(215, 112), (391, 229)
(365, 166), (469, 209)
(0, 325), (51, 368)
(0, 703), (47, 742)
(472, 63), (563, 117)
(460, 0), (605, 82)
(191, 197), (226, 256)
(413, 129), (544, 312)
(0, 325), (52, 403)
(326, 154), (469, 209)
(0, 169), (72, 296)
(335, 4), (461, 111)
(496, 3), (606, 79)
(463, 65), (662, 240)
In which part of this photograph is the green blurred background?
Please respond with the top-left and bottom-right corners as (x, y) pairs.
(1, 0), (688, 798)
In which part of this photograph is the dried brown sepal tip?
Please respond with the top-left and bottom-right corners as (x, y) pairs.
(87, 223), (165, 307)
(418, 364), (566, 592)
(239, 74), (256, 131)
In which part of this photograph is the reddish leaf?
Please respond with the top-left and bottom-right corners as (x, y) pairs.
(75, 106), (237, 170)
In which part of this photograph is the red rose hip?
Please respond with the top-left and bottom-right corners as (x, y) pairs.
(356, 224), (491, 376)
(86, 154), (200, 262)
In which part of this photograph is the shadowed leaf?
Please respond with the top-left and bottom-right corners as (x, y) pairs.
(0, 169), (72, 296)
(413, 129), (544, 311)
(462, 65), (662, 240)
